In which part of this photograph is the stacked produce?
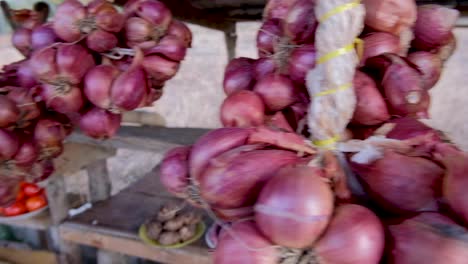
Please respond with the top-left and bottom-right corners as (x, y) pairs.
(0, 0), (191, 208)
(160, 0), (468, 263)
(1, 181), (48, 217)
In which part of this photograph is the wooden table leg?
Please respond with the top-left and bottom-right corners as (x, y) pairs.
(88, 159), (112, 203)
(224, 23), (237, 61)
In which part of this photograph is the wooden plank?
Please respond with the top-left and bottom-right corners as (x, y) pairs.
(0, 247), (57, 264)
(67, 126), (210, 152)
(0, 213), (51, 230)
(60, 224), (212, 264)
(122, 111), (166, 127)
(88, 160), (112, 203)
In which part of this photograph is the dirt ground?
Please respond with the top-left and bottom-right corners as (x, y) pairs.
(1, 22), (468, 198)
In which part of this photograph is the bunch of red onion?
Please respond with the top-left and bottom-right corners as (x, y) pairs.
(0, 0), (192, 206)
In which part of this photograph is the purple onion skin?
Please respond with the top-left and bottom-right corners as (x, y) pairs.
(0, 95), (19, 128)
(14, 138), (39, 167)
(254, 57), (277, 80)
(253, 74), (298, 112)
(110, 66), (148, 111)
(160, 146), (191, 197)
(79, 107), (122, 139)
(221, 90), (266, 128)
(56, 44), (96, 85)
(223, 58), (256, 95)
(284, 0), (317, 44)
(135, 0), (172, 30)
(31, 24), (59, 51)
(142, 55), (180, 82)
(12, 28), (32, 57)
(40, 84), (84, 114)
(17, 61), (38, 89)
(53, 0), (87, 42)
(287, 45), (316, 84)
(84, 64), (120, 110)
(257, 19), (283, 58)
(0, 129), (19, 160)
(189, 127), (252, 182)
(408, 51), (442, 90)
(86, 29), (118, 53)
(144, 35), (187, 62)
(166, 20), (192, 48)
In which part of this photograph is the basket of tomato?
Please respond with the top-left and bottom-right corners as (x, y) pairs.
(0, 182), (48, 219)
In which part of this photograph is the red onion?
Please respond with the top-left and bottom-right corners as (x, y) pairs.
(111, 64), (148, 111)
(412, 5), (459, 51)
(79, 107), (122, 139)
(433, 144), (468, 224)
(351, 151), (443, 214)
(254, 58), (277, 81)
(17, 60), (38, 89)
(0, 178), (20, 207)
(13, 135), (38, 168)
(312, 204), (385, 264)
(0, 129), (19, 160)
(200, 148), (299, 210)
(12, 28), (32, 56)
(53, 0), (123, 52)
(33, 118), (68, 154)
(387, 212), (468, 264)
(221, 91), (265, 128)
(214, 221), (278, 264)
(84, 65), (120, 109)
(362, 32), (401, 64)
(264, 0), (297, 20)
(352, 71), (390, 125)
(189, 128), (252, 182)
(253, 74), (297, 112)
(287, 45), (316, 84)
(223, 58), (256, 95)
(40, 83), (84, 114)
(362, 0), (417, 35)
(0, 95), (19, 128)
(367, 54), (430, 118)
(408, 51), (443, 90)
(386, 117), (442, 142)
(7, 87), (41, 127)
(248, 125), (316, 154)
(166, 20), (192, 48)
(30, 159), (55, 183)
(160, 146), (191, 198)
(144, 35), (187, 62)
(142, 54), (180, 82)
(255, 165), (334, 248)
(31, 24), (59, 51)
(435, 32), (456, 63)
(283, 0), (317, 44)
(266, 112), (293, 132)
(257, 19), (283, 57)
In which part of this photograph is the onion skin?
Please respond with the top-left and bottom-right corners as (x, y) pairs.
(7, 87), (41, 127)
(254, 58), (277, 81)
(200, 148), (299, 209)
(408, 51), (443, 90)
(160, 146), (191, 198)
(0, 95), (19, 128)
(436, 32), (456, 63)
(144, 35), (187, 62)
(12, 28), (32, 57)
(84, 65), (120, 110)
(264, 0), (297, 20)
(189, 128), (251, 182)
(362, 0), (417, 35)
(386, 117), (442, 142)
(30, 159), (55, 183)
(53, 0), (86, 42)
(412, 5), (460, 51)
(135, 0), (172, 30)
(248, 125), (316, 154)
(223, 58), (256, 95)
(352, 71), (390, 125)
(79, 107), (122, 139)
(40, 84), (84, 114)
(0, 179), (20, 207)
(56, 44), (95, 85)
(257, 19), (282, 57)
(387, 212), (468, 264)
(313, 204), (385, 264)
(142, 55), (180, 82)
(434, 144), (468, 225)
(86, 29), (118, 53)
(287, 45), (316, 84)
(221, 91), (265, 128)
(0, 129), (19, 160)
(253, 74), (297, 112)
(166, 20), (192, 48)
(31, 24), (58, 51)
(362, 32), (401, 64)
(351, 151), (444, 214)
(30, 45), (59, 81)
(17, 61), (38, 89)
(284, 0), (317, 44)
(214, 221), (279, 264)
(255, 165), (334, 248)
(33, 118), (68, 150)
(110, 66), (148, 111)
(14, 137), (39, 167)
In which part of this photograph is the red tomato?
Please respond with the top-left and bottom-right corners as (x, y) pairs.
(25, 195), (47, 212)
(4, 202), (27, 216)
(16, 190), (26, 201)
(22, 183), (42, 197)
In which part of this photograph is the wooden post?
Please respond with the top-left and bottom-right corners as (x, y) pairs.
(224, 23), (237, 61)
(87, 160), (112, 203)
(46, 175), (81, 264)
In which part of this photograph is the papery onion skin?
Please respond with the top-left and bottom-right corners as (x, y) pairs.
(86, 29), (118, 53)
(436, 32), (456, 63)
(255, 165), (333, 248)
(144, 35), (187, 62)
(56, 44), (95, 85)
(84, 64), (120, 110)
(0, 179), (20, 207)
(7, 87), (41, 126)
(313, 204), (385, 264)
(189, 128), (251, 182)
(248, 125), (316, 154)
(434, 144), (468, 225)
(352, 71), (390, 125)
(362, 32), (401, 65)
(200, 148), (299, 210)
(0, 95), (19, 128)
(33, 118), (68, 149)
(387, 212), (468, 264)
(124, 17), (153, 46)
(287, 45), (316, 84)
(30, 45), (59, 81)
(408, 51), (443, 90)
(166, 20), (192, 48)
(12, 28), (32, 56)
(264, 0), (297, 20)
(254, 58), (277, 81)
(160, 146), (191, 197)
(135, 0), (172, 30)
(79, 107), (122, 139)
(0, 129), (19, 160)
(110, 66), (148, 111)
(53, 0), (86, 42)
(386, 117), (442, 142)
(221, 90), (265, 128)
(14, 137), (39, 167)
(31, 24), (58, 51)
(257, 19), (282, 58)
(17, 60), (38, 89)
(362, 0), (417, 35)
(223, 58), (256, 95)
(214, 221), (279, 264)
(30, 159), (55, 183)
(412, 5), (460, 51)
(142, 55), (180, 82)
(284, 0), (317, 44)
(351, 151), (443, 214)
(253, 74), (297, 112)
(40, 84), (84, 114)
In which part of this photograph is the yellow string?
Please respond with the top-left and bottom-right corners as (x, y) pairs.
(317, 38), (363, 65)
(314, 83), (352, 97)
(319, 0), (361, 23)
(313, 135), (340, 149)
